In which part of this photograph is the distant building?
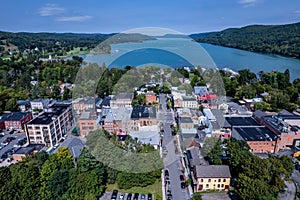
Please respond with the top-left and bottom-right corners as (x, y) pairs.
(110, 93), (133, 108)
(180, 117), (194, 129)
(77, 112), (99, 137)
(30, 99), (51, 111)
(72, 97), (95, 115)
(17, 100), (30, 112)
(130, 106), (157, 131)
(193, 165), (231, 192)
(25, 104), (74, 147)
(0, 112), (32, 130)
(182, 96), (198, 108)
(145, 92), (157, 104)
(12, 144), (44, 162)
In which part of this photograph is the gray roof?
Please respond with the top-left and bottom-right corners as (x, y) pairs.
(279, 109), (294, 116)
(115, 93), (133, 100)
(194, 86), (209, 96)
(182, 96), (196, 101)
(131, 106), (156, 119)
(0, 112), (31, 122)
(61, 137), (85, 158)
(187, 147), (201, 166)
(253, 110), (267, 119)
(195, 165), (231, 178)
(180, 117), (193, 124)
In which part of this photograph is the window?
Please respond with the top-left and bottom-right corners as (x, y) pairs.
(200, 179), (203, 182)
(206, 184), (209, 188)
(208, 179), (211, 182)
(223, 179), (226, 182)
(217, 184), (220, 188)
(218, 179), (221, 182)
(221, 184), (224, 188)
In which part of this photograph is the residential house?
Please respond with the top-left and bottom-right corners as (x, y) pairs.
(77, 112), (99, 137)
(110, 93), (133, 108)
(17, 100), (30, 112)
(12, 144), (44, 162)
(30, 99), (52, 111)
(145, 92), (157, 104)
(130, 106), (157, 131)
(182, 96), (198, 109)
(180, 117), (194, 129)
(194, 165), (231, 192)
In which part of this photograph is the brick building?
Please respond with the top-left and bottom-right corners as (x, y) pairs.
(0, 112), (32, 130)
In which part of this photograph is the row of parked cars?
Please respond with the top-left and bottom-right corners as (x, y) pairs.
(164, 169), (172, 200)
(111, 190), (153, 200)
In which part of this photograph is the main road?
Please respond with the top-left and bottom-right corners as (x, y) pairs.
(158, 94), (190, 200)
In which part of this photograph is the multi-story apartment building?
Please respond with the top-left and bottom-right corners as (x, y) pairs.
(25, 104), (74, 147)
(130, 106), (157, 131)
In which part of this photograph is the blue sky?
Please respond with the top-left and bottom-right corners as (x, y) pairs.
(0, 0), (299, 34)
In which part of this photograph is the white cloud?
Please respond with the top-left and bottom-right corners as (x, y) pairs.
(238, 0), (258, 7)
(56, 15), (92, 22)
(39, 4), (64, 16)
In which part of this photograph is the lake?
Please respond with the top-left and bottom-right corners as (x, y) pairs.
(84, 37), (300, 81)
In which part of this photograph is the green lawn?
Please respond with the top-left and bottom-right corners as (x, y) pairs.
(106, 180), (162, 200)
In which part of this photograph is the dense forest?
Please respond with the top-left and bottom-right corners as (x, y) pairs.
(192, 22), (300, 58)
(0, 130), (162, 200)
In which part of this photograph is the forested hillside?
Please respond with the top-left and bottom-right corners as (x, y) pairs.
(192, 22), (300, 58)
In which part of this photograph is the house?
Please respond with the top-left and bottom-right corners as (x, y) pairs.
(194, 86), (209, 96)
(182, 96), (198, 108)
(30, 99), (51, 111)
(25, 103), (74, 147)
(72, 97), (95, 115)
(145, 92), (157, 104)
(130, 106), (157, 131)
(12, 144), (44, 162)
(180, 117), (194, 129)
(17, 100), (30, 111)
(77, 112), (99, 137)
(110, 93), (133, 108)
(0, 112), (32, 130)
(193, 165), (231, 192)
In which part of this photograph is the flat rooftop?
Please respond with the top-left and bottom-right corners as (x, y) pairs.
(27, 104), (70, 125)
(233, 127), (277, 142)
(225, 117), (260, 127)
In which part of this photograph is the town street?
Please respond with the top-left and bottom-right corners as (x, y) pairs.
(159, 94), (190, 200)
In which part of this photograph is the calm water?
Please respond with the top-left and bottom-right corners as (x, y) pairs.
(84, 38), (300, 81)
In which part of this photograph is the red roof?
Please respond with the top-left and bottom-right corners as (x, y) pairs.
(198, 94), (217, 101)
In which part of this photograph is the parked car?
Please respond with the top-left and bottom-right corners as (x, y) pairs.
(127, 193), (132, 200)
(119, 192), (125, 200)
(165, 169), (169, 177)
(111, 190), (118, 200)
(147, 194), (153, 200)
(181, 182), (186, 189)
(7, 136), (16, 140)
(141, 194), (146, 200)
(133, 193), (139, 200)
(179, 175), (184, 181)
(1, 141), (8, 146)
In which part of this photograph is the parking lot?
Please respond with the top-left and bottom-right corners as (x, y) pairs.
(0, 129), (27, 166)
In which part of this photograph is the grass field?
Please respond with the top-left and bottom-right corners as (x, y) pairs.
(106, 180), (162, 200)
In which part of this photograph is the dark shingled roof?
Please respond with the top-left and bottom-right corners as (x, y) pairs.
(61, 137), (85, 158)
(0, 112), (30, 122)
(180, 117), (193, 124)
(225, 117), (260, 127)
(233, 127), (277, 141)
(195, 165), (231, 178)
(27, 104), (70, 125)
(253, 110), (267, 119)
(131, 106), (156, 119)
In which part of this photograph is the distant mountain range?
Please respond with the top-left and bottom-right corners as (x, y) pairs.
(190, 22), (300, 59)
(0, 22), (299, 58)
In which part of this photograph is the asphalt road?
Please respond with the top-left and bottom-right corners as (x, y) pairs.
(159, 94), (190, 200)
